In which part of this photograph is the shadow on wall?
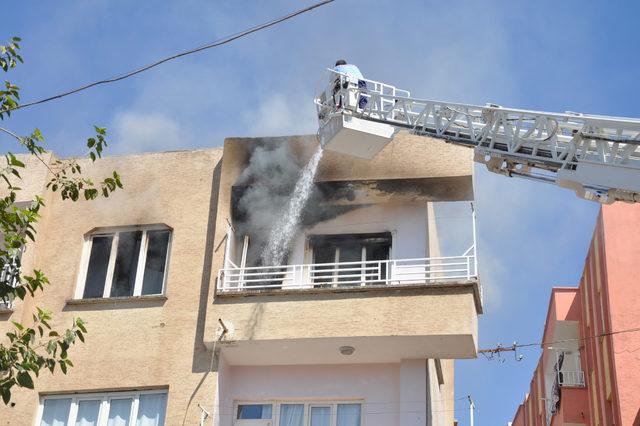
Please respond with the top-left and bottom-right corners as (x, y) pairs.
(191, 160), (223, 373)
(244, 303), (265, 341)
(179, 160), (222, 425)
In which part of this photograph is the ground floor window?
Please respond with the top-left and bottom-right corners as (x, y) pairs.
(37, 390), (167, 426)
(235, 401), (361, 426)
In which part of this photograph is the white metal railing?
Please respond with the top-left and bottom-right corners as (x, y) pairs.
(217, 247), (476, 292)
(558, 370), (585, 387)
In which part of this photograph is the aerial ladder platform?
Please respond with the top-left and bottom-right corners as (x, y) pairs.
(315, 70), (640, 203)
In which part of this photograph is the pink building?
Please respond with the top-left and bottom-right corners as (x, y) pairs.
(510, 203), (640, 426)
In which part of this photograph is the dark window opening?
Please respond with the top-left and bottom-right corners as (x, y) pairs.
(309, 232), (391, 287)
(81, 228), (170, 299)
(83, 236), (113, 298)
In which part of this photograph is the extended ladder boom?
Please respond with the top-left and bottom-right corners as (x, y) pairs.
(315, 70), (640, 203)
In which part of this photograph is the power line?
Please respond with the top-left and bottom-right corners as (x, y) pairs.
(5, 0), (335, 113)
(479, 326), (640, 359)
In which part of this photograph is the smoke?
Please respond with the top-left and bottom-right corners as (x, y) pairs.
(260, 146), (324, 266)
(234, 142), (306, 266)
(233, 141), (364, 267)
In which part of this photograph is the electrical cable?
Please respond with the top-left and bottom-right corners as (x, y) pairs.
(479, 325), (640, 355)
(4, 0), (335, 113)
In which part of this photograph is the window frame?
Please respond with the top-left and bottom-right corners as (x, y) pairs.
(74, 225), (172, 300)
(307, 232), (392, 286)
(234, 400), (363, 426)
(35, 389), (168, 426)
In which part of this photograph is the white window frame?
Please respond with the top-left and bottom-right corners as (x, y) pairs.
(74, 225), (172, 299)
(35, 389), (168, 426)
(0, 201), (31, 309)
(234, 400), (363, 426)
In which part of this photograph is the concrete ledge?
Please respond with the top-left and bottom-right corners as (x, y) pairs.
(65, 294), (167, 306)
(0, 307), (14, 316)
(216, 279), (483, 313)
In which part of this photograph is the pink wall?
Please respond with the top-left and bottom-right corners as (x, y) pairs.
(551, 387), (589, 425)
(511, 404), (525, 426)
(219, 362), (402, 426)
(601, 203), (640, 425)
(509, 203), (640, 426)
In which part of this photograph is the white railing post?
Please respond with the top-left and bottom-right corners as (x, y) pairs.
(472, 202), (478, 279)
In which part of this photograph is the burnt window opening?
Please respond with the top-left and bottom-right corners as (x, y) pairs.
(78, 227), (171, 300)
(309, 232), (391, 287)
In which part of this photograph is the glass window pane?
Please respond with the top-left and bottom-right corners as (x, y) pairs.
(107, 398), (132, 426)
(237, 404), (272, 419)
(83, 236), (113, 298)
(312, 245), (335, 285)
(338, 244), (362, 284)
(365, 243), (390, 283)
(110, 231), (142, 297)
(136, 393), (167, 426)
(141, 231), (170, 295)
(310, 406), (331, 426)
(337, 404), (361, 426)
(40, 398), (71, 426)
(75, 400), (101, 426)
(279, 404), (304, 426)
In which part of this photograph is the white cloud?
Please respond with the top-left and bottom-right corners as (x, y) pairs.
(110, 111), (189, 154)
(242, 93), (318, 137)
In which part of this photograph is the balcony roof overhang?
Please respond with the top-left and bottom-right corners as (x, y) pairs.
(219, 333), (477, 366)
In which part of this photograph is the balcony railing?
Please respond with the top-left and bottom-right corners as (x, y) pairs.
(558, 370), (585, 387)
(217, 246), (477, 293)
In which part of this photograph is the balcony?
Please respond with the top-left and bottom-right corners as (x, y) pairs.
(558, 370), (585, 388)
(217, 246), (477, 293)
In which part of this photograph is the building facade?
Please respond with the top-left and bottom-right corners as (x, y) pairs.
(510, 203), (640, 426)
(0, 133), (482, 425)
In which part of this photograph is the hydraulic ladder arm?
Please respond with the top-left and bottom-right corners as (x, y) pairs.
(315, 70), (640, 203)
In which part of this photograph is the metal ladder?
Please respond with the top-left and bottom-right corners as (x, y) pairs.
(315, 70), (640, 203)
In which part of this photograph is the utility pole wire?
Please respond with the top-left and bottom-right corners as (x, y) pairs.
(479, 325), (640, 355)
(5, 0), (335, 113)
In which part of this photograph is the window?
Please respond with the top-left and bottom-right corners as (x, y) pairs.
(37, 390), (167, 426)
(76, 226), (171, 299)
(0, 252), (21, 309)
(309, 233), (391, 286)
(235, 401), (362, 426)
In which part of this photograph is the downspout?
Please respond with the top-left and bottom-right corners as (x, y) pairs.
(200, 319), (229, 426)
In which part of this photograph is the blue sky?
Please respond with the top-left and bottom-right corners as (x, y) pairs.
(5, 1), (640, 424)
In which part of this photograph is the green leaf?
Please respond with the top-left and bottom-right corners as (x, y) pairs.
(1, 388), (11, 405)
(16, 372), (33, 389)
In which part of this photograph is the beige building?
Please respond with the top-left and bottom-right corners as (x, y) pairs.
(0, 133), (481, 426)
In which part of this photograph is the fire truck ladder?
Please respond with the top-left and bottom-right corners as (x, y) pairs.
(315, 70), (640, 203)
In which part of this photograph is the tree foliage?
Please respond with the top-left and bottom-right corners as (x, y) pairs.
(0, 36), (122, 405)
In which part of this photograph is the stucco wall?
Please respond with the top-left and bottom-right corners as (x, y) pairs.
(0, 148), (223, 425)
(213, 287), (478, 359)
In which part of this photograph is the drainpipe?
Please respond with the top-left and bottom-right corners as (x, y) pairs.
(201, 319), (229, 426)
